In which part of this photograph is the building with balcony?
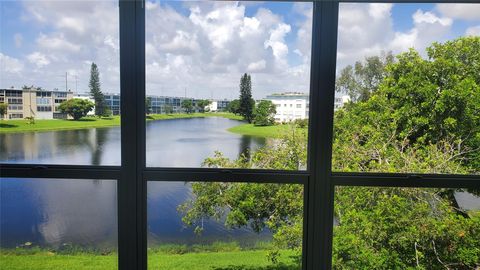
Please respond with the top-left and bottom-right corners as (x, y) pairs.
(0, 88), (73, 120)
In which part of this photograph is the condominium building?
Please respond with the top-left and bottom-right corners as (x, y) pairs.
(265, 92), (310, 122)
(265, 92), (351, 122)
(0, 88), (73, 120)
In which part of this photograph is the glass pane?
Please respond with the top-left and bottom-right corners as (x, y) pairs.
(145, 1), (313, 169)
(333, 3), (480, 174)
(0, 0), (120, 165)
(147, 181), (304, 269)
(0, 178), (118, 269)
(333, 186), (480, 269)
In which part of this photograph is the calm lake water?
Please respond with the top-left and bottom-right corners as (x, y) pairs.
(0, 117), (478, 249)
(0, 118), (269, 249)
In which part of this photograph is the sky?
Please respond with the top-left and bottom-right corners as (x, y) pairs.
(0, 1), (479, 99)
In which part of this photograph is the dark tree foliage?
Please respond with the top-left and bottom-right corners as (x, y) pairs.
(145, 97), (152, 115)
(181, 99), (194, 114)
(253, 100), (276, 126)
(0, 103), (7, 118)
(226, 99), (240, 115)
(239, 73), (255, 123)
(89, 63), (109, 117)
(58, 98), (94, 120)
(196, 99), (212, 113)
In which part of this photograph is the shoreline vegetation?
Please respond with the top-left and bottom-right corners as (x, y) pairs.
(0, 242), (299, 270)
(0, 112), (298, 139)
(0, 112), (243, 134)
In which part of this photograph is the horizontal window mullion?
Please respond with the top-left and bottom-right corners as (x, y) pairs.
(144, 168), (309, 184)
(0, 164), (121, 180)
(332, 172), (480, 188)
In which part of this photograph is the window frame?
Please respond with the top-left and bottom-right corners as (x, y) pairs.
(1, 1), (479, 270)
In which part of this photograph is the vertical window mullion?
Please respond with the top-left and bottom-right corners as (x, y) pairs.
(307, 1), (339, 269)
(118, 0), (145, 269)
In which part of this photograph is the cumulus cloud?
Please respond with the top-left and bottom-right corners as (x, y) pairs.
(0, 53), (24, 73)
(145, 1), (313, 98)
(2, 0), (120, 92)
(27, 52), (50, 68)
(337, 3), (457, 71)
(437, 4), (480, 21)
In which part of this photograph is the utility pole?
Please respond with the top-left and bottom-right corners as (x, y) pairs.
(65, 72), (68, 91)
(74, 75), (78, 93)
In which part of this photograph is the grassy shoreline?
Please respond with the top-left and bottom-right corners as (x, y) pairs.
(0, 246), (299, 270)
(228, 123), (303, 139)
(0, 112), (243, 134)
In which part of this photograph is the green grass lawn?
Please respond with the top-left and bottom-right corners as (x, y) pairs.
(0, 112), (243, 134)
(0, 249), (299, 270)
(228, 124), (304, 139)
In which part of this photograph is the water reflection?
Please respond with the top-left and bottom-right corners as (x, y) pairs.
(0, 179), (117, 249)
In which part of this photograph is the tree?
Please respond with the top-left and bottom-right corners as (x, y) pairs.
(89, 62), (108, 117)
(164, 104), (173, 114)
(239, 73), (255, 123)
(226, 99), (240, 115)
(253, 100), (276, 126)
(59, 98), (94, 120)
(181, 99), (194, 114)
(145, 97), (152, 115)
(196, 99), (212, 113)
(336, 51), (394, 102)
(0, 103), (7, 119)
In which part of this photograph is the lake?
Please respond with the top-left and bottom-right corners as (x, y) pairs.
(0, 117), (269, 249)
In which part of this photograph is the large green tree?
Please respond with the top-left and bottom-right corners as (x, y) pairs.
(253, 100), (276, 126)
(181, 99), (194, 114)
(196, 99), (212, 113)
(239, 73), (255, 123)
(336, 51), (394, 102)
(226, 99), (240, 114)
(59, 98), (94, 120)
(89, 63), (109, 117)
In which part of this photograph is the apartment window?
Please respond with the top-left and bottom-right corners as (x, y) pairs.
(1, 1), (478, 270)
(296, 104), (302, 108)
(5, 90), (22, 97)
(54, 99), (66, 104)
(7, 105), (23, 111)
(37, 106), (52, 112)
(8, 113), (23, 119)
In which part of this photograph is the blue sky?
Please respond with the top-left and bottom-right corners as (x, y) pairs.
(1, 1), (479, 99)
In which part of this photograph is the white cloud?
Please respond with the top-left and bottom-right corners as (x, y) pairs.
(0, 53), (24, 73)
(37, 33), (82, 52)
(27, 52), (50, 68)
(466, 25), (480, 36)
(437, 4), (480, 21)
(336, 4), (456, 71)
(413, 10), (452, 26)
(247, 60), (266, 72)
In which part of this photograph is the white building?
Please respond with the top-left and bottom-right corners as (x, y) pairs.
(206, 101), (218, 112)
(265, 92), (309, 122)
(265, 92), (351, 122)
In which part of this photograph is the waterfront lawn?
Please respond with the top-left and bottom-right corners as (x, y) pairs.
(0, 113), (243, 133)
(0, 249), (299, 270)
(228, 124), (304, 139)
